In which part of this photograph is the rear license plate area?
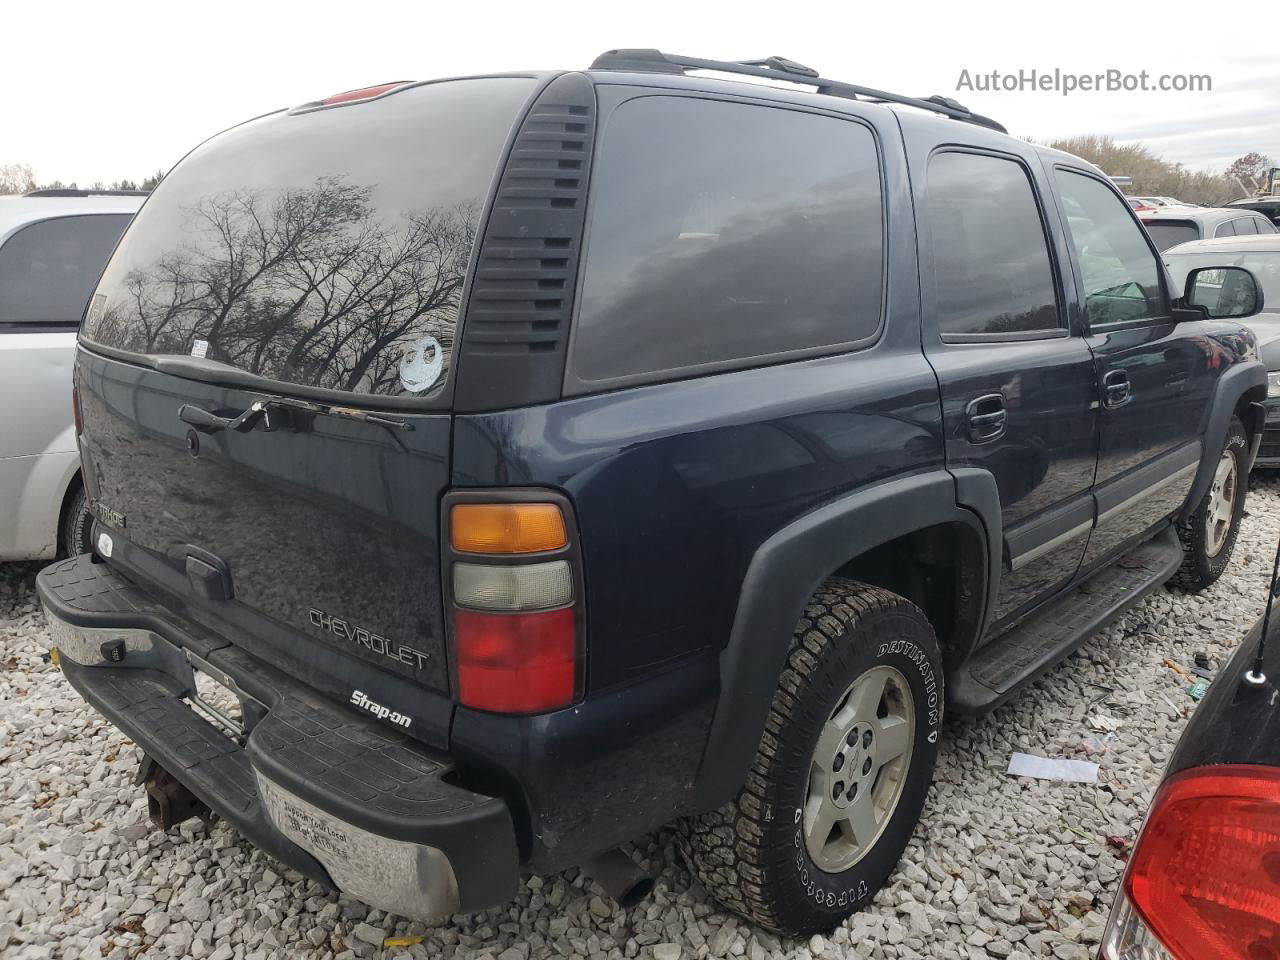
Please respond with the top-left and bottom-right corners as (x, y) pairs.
(183, 655), (247, 741)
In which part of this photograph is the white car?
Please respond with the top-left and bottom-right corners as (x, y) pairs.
(0, 190), (143, 560)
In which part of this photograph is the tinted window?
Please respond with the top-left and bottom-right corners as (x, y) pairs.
(0, 214), (130, 327)
(1217, 220), (1244, 238)
(1258, 218), (1278, 235)
(925, 152), (1059, 337)
(571, 97), (883, 386)
(1144, 221), (1200, 251)
(83, 78), (535, 399)
(1057, 170), (1166, 325)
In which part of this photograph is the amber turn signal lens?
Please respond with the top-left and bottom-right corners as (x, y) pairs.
(451, 503), (568, 554)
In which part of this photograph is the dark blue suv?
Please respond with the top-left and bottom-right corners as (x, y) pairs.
(37, 49), (1269, 935)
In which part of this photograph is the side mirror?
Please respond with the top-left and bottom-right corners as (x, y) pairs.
(1183, 265), (1265, 319)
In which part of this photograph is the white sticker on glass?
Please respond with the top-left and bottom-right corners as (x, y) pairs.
(191, 339), (209, 359)
(399, 336), (443, 393)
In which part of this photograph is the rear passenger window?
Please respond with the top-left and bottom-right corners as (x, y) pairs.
(0, 214), (130, 327)
(1144, 221), (1200, 251)
(570, 96), (883, 388)
(1218, 220), (1245, 238)
(1258, 218), (1278, 235)
(925, 152), (1060, 338)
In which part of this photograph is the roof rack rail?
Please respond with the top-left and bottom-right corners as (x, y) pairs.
(589, 49), (1007, 134)
(23, 188), (150, 198)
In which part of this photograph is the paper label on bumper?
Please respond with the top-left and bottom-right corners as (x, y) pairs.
(274, 796), (353, 861)
(256, 773), (460, 920)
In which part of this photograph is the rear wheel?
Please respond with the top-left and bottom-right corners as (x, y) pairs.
(682, 579), (943, 936)
(1173, 416), (1247, 591)
(60, 484), (93, 558)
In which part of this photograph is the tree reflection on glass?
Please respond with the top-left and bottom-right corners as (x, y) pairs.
(93, 176), (477, 396)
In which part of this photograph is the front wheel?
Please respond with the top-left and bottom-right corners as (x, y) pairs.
(682, 579), (944, 936)
(1173, 416), (1248, 591)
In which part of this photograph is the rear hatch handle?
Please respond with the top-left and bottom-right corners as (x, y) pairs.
(178, 396), (414, 436)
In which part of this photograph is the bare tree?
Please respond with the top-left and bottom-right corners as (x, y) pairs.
(1226, 152), (1275, 192)
(0, 163), (37, 195)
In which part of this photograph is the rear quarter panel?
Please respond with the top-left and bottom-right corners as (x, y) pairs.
(0, 331), (78, 558)
(447, 96), (943, 868)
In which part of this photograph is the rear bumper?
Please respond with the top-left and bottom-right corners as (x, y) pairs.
(37, 555), (519, 920)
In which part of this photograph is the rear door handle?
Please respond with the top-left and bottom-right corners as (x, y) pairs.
(965, 393), (1007, 443)
(1103, 369), (1131, 407)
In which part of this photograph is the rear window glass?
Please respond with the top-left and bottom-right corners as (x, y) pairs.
(0, 214), (130, 327)
(82, 78), (535, 400)
(569, 96), (883, 388)
(1144, 221), (1200, 251)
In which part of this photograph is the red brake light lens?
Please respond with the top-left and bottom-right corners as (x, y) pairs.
(320, 81), (411, 106)
(453, 609), (577, 713)
(1121, 764), (1280, 959)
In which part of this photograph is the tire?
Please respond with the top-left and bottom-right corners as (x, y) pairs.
(682, 578), (944, 936)
(1173, 416), (1248, 591)
(60, 484), (93, 558)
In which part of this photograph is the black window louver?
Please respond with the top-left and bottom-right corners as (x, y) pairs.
(454, 73), (596, 412)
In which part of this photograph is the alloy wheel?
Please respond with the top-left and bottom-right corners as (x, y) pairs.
(803, 665), (915, 873)
(1205, 449), (1238, 558)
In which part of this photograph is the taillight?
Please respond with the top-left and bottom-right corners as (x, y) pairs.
(319, 81), (412, 106)
(453, 609), (576, 713)
(445, 496), (582, 714)
(72, 378), (83, 436)
(1099, 764), (1280, 960)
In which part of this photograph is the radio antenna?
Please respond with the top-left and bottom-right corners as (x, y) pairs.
(1245, 533), (1280, 688)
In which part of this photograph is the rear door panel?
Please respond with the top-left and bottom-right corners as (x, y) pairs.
(899, 117), (1101, 631)
(77, 349), (455, 737)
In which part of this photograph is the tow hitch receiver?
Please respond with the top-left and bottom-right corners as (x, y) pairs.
(138, 755), (214, 830)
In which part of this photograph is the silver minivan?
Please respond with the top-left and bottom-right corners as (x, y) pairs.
(0, 190), (143, 559)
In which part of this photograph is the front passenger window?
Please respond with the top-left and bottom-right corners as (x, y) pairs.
(1055, 170), (1166, 327)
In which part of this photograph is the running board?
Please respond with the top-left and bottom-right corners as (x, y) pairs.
(949, 526), (1182, 716)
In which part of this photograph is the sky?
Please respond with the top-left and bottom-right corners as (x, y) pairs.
(6, 0), (1277, 187)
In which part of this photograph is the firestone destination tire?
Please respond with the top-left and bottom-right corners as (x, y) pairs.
(682, 578), (944, 936)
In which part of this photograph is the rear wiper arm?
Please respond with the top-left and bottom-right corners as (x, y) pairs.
(178, 396), (414, 434)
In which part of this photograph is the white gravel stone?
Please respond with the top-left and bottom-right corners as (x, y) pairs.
(4, 474), (1278, 958)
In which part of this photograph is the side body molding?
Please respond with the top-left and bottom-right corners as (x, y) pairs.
(689, 469), (998, 810)
(1179, 359), (1265, 518)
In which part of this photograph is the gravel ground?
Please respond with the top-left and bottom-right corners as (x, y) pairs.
(4, 476), (1279, 960)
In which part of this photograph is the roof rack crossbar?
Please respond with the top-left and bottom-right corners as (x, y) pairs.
(589, 49), (1008, 134)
